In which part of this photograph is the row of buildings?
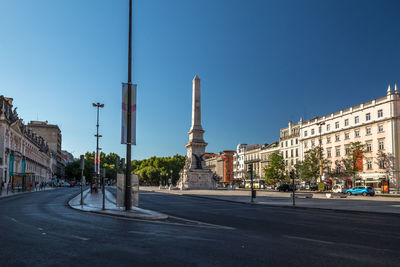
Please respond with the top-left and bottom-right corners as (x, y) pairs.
(205, 85), (400, 192)
(0, 95), (70, 188)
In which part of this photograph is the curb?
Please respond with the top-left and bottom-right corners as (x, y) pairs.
(67, 191), (168, 221)
(0, 188), (57, 200)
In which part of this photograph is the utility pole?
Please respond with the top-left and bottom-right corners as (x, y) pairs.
(93, 102), (104, 188)
(249, 164), (254, 203)
(291, 169), (295, 206)
(317, 121), (325, 183)
(80, 155), (85, 205)
(101, 168), (106, 210)
(125, 0), (133, 211)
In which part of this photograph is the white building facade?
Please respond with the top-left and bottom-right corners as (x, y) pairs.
(300, 85), (400, 191)
(279, 121), (301, 172)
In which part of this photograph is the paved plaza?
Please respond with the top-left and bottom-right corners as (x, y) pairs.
(141, 186), (400, 214)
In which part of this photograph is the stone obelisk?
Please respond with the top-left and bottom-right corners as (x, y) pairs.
(178, 75), (215, 190)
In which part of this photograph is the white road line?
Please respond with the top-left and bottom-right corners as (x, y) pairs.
(38, 227), (43, 230)
(10, 218), (17, 222)
(283, 235), (334, 245)
(70, 235), (90, 241)
(127, 231), (216, 242)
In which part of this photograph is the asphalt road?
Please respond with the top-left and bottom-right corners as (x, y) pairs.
(0, 188), (399, 267)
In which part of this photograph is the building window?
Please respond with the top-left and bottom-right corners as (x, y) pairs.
(366, 127), (371, 135)
(291, 159), (293, 165)
(286, 141), (288, 147)
(311, 140), (315, 147)
(327, 148), (332, 158)
(366, 113), (371, 121)
(326, 124), (330, 131)
(291, 149), (293, 157)
(335, 147), (340, 157)
(355, 116), (359, 124)
(367, 159), (372, 170)
(335, 122), (339, 129)
(345, 132), (349, 139)
(285, 160), (288, 166)
(379, 140), (384, 150)
(304, 141), (308, 148)
(281, 142), (283, 147)
(335, 134), (340, 141)
(345, 119), (349, 126)
(366, 143), (372, 152)
(345, 146), (350, 155)
(311, 129), (315, 135)
(304, 131), (308, 137)
(291, 139), (293, 146)
(355, 129), (360, 137)
(296, 139), (298, 144)
(326, 136), (331, 143)
(378, 124), (384, 132)
(296, 148), (298, 157)
(286, 150), (288, 158)
(378, 109), (383, 118)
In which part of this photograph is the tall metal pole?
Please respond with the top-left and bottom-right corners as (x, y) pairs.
(125, 0), (133, 211)
(96, 105), (100, 178)
(93, 103), (104, 191)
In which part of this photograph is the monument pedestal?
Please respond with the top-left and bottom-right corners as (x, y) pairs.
(179, 168), (215, 190)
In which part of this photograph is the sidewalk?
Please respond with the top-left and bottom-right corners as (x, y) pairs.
(142, 186), (400, 215)
(68, 188), (168, 220)
(0, 186), (55, 199)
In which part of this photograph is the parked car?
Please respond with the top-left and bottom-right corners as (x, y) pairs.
(345, 186), (375, 196)
(332, 184), (345, 193)
(61, 182), (70, 187)
(310, 184), (318, 191)
(277, 184), (296, 192)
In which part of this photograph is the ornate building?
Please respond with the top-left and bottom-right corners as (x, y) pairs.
(0, 96), (53, 187)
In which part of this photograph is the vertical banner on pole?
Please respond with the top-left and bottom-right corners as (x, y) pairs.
(121, 83), (137, 145)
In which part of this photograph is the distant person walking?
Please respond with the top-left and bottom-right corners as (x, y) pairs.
(7, 182), (11, 194)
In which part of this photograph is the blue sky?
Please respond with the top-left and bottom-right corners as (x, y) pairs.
(1, 0), (400, 160)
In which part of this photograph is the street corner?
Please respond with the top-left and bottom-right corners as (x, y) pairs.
(68, 189), (168, 221)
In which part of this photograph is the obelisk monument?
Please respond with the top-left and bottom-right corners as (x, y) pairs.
(178, 75), (216, 190)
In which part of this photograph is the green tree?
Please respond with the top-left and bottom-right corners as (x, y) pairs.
(341, 141), (365, 185)
(264, 151), (286, 183)
(301, 147), (329, 182)
(65, 160), (81, 181)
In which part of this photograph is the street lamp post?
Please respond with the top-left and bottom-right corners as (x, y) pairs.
(316, 122), (325, 183)
(93, 103), (104, 188)
(125, 0), (133, 211)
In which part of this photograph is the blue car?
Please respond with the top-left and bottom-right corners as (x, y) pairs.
(345, 186), (375, 196)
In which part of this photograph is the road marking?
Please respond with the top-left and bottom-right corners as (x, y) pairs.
(10, 218), (17, 222)
(167, 215), (235, 230)
(38, 227), (43, 230)
(70, 235), (90, 241)
(127, 230), (216, 241)
(283, 235), (334, 245)
(284, 235), (392, 252)
(42, 233), (46, 235)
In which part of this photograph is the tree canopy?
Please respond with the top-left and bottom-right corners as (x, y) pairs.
(264, 151), (286, 183)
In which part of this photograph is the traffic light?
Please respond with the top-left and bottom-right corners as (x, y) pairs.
(290, 170), (295, 179)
